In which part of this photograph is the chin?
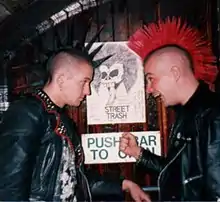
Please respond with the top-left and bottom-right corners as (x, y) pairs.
(73, 101), (82, 107)
(165, 101), (178, 108)
(71, 104), (80, 107)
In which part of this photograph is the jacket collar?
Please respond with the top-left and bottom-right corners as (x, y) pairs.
(32, 89), (74, 149)
(33, 89), (64, 113)
(182, 81), (210, 112)
(172, 81), (213, 115)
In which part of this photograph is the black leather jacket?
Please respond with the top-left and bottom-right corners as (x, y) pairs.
(0, 89), (124, 201)
(137, 82), (220, 201)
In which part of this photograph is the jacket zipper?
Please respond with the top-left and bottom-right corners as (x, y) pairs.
(79, 164), (92, 201)
(157, 143), (187, 200)
(183, 174), (202, 185)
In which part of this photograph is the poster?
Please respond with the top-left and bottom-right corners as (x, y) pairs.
(81, 131), (161, 164)
(86, 41), (146, 125)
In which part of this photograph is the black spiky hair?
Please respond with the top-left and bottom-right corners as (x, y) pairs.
(44, 24), (112, 68)
(33, 19), (112, 84)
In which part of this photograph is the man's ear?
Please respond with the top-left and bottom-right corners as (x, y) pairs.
(170, 66), (180, 82)
(56, 73), (64, 90)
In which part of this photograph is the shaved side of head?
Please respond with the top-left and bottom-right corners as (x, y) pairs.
(145, 46), (193, 77)
(48, 52), (76, 80)
(46, 51), (92, 83)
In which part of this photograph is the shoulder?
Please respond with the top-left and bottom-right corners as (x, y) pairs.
(0, 95), (49, 145)
(199, 96), (220, 144)
(1, 95), (46, 126)
(197, 90), (220, 118)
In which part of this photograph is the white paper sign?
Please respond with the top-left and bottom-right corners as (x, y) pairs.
(81, 131), (161, 164)
(86, 41), (146, 125)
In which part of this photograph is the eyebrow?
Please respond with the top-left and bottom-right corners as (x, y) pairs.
(145, 73), (153, 77)
(84, 77), (92, 81)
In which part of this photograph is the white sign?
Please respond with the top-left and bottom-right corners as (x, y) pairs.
(86, 41), (146, 125)
(81, 131), (161, 164)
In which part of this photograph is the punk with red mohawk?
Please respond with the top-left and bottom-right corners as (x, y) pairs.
(128, 17), (218, 86)
(120, 17), (220, 201)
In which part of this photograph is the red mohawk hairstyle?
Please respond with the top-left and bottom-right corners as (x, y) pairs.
(128, 17), (218, 85)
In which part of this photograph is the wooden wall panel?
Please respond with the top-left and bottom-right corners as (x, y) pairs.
(83, 1), (164, 192)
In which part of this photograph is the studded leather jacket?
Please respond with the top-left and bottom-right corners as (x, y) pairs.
(0, 89), (124, 201)
(137, 82), (220, 201)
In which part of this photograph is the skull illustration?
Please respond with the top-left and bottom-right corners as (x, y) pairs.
(99, 63), (124, 105)
(100, 63), (124, 89)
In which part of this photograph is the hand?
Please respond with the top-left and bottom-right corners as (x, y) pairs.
(122, 179), (151, 202)
(119, 132), (141, 159)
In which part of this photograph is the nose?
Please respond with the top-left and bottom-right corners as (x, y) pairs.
(84, 85), (91, 96)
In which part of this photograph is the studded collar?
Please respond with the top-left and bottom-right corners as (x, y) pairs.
(32, 89), (74, 149)
(33, 89), (63, 113)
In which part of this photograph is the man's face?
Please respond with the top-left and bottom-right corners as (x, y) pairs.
(61, 61), (93, 107)
(144, 55), (178, 106)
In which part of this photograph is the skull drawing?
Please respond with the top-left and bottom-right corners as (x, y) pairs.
(99, 63), (124, 105)
(90, 42), (138, 107)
